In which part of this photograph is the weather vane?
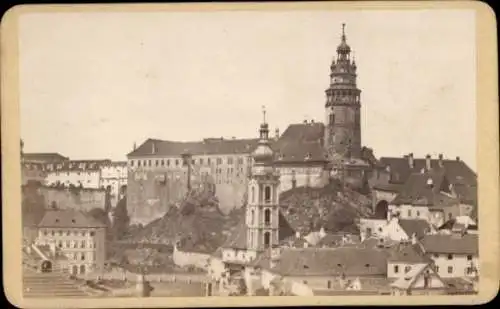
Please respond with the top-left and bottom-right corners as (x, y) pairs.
(262, 105), (266, 123)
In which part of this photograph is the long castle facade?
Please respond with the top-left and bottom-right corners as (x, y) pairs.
(126, 25), (378, 225)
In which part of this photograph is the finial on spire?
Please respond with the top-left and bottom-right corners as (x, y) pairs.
(341, 23), (346, 41)
(262, 105), (266, 124)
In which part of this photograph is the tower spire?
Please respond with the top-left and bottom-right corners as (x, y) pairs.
(342, 23), (346, 42)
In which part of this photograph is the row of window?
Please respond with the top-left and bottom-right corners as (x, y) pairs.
(249, 209), (273, 226)
(66, 252), (95, 261)
(435, 253), (474, 261)
(41, 229), (96, 237)
(57, 240), (96, 249)
(130, 156), (248, 168)
(50, 171), (98, 177)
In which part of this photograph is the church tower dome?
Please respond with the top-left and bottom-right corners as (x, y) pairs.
(252, 107), (274, 164)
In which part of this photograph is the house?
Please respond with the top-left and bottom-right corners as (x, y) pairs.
(379, 217), (432, 242)
(388, 168), (472, 229)
(22, 152), (69, 164)
(372, 153), (477, 220)
(35, 209), (107, 276)
(390, 263), (447, 295)
(419, 233), (479, 279)
(251, 247), (392, 295)
(359, 218), (388, 241)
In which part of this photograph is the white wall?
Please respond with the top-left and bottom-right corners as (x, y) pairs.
(359, 218), (387, 240)
(430, 253), (479, 278)
(276, 166), (324, 193)
(380, 219), (409, 242)
(222, 248), (257, 264)
(46, 170), (101, 189)
(387, 262), (427, 279)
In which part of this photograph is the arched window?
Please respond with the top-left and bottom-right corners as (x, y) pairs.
(329, 113), (335, 125)
(264, 186), (271, 203)
(80, 264), (86, 274)
(251, 209), (255, 225)
(264, 232), (271, 248)
(251, 186), (255, 203)
(264, 209), (271, 225)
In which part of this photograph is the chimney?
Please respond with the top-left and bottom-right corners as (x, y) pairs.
(408, 153), (414, 169)
(295, 231), (301, 239)
(303, 119), (308, 124)
(456, 156), (460, 162)
(425, 154), (431, 170)
(303, 242), (309, 248)
(427, 177), (434, 188)
(311, 119), (315, 124)
(133, 142), (137, 151)
(275, 128), (280, 140)
(438, 154), (444, 168)
(411, 233), (418, 245)
(151, 142), (156, 154)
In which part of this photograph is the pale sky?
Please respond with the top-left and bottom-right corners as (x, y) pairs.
(19, 9), (476, 170)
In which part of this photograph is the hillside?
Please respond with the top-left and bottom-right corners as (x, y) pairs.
(125, 188), (231, 253)
(279, 180), (373, 235)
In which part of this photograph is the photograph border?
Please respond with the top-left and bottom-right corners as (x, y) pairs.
(2, 1), (498, 307)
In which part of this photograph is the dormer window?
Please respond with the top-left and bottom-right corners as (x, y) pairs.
(305, 153), (311, 160)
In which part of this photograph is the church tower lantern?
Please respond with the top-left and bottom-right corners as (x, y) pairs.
(324, 23), (362, 162)
(246, 106), (281, 252)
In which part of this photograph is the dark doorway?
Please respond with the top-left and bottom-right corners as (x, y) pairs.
(264, 209), (271, 226)
(374, 200), (389, 219)
(72, 265), (78, 275)
(41, 260), (52, 273)
(80, 264), (86, 274)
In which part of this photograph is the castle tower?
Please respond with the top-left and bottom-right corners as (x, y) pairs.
(246, 107), (281, 252)
(324, 23), (362, 161)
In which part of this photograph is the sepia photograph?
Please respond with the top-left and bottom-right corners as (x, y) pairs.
(1, 1), (498, 308)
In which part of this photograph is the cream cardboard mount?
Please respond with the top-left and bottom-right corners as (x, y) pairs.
(1, 1), (498, 308)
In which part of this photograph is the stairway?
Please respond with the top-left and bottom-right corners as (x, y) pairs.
(23, 267), (92, 298)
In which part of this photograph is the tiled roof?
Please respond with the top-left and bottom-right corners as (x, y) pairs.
(38, 209), (107, 228)
(272, 123), (326, 164)
(420, 234), (478, 255)
(387, 243), (430, 264)
(128, 138), (260, 158)
(269, 247), (388, 276)
(452, 183), (478, 206)
(316, 233), (361, 248)
(391, 170), (459, 206)
(398, 219), (432, 239)
(23, 153), (69, 163)
(379, 156), (476, 186)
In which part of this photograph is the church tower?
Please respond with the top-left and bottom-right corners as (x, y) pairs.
(246, 107), (281, 252)
(324, 23), (362, 161)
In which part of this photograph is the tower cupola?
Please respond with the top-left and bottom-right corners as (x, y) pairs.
(252, 106), (274, 164)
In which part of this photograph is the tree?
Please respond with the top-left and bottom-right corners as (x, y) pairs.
(112, 196), (130, 240)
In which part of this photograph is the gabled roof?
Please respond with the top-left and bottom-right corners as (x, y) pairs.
(38, 209), (107, 228)
(390, 263), (444, 290)
(387, 242), (430, 264)
(264, 247), (388, 276)
(391, 170), (459, 207)
(438, 216), (477, 231)
(420, 234), (478, 255)
(272, 122), (326, 164)
(398, 219), (432, 239)
(379, 156), (476, 187)
(128, 138), (260, 158)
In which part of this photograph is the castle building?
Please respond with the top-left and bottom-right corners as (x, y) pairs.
(126, 24), (379, 225)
